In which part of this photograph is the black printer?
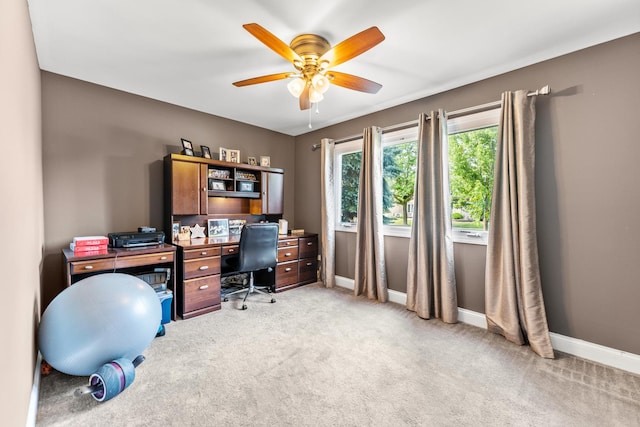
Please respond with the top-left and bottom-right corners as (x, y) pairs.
(108, 231), (165, 248)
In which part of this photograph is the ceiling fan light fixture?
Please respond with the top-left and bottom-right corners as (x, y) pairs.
(311, 73), (330, 94)
(287, 77), (306, 98)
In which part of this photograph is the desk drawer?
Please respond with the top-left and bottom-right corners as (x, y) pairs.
(277, 246), (299, 262)
(184, 275), (220, 313)
(278, 238), (298, 248)
(116, 252), (174, 269)
(70, 258), (116, 275)
(184, 246), (221, 260)
(299, 237), (318, 259)
(222, 245), (239, 256)
(276, 261), (298, 287)
(184, 256), (220, 279)
(299, 258), (318, 283)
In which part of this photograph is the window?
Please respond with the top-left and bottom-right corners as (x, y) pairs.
(335, 140), (361, 228)
(334, 108), (500, 245)
(334, 127), (418, 235)
(448, 108), (500, 245)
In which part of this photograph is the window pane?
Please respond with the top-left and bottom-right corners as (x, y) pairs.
(448, 126), (498, 232)
(339, 151), (361, 224)
(383, 141), (417, 226)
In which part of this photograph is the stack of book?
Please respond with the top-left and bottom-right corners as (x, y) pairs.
(70, 236), (109, 255)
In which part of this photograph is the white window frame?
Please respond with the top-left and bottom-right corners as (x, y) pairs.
(333, 108), (500, 245)
(334, 138), (362, 232)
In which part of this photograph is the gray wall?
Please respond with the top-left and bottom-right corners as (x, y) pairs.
(0, 0), (44, 425)
(41, 73), (295, 306)
(294, 33), (640, 355)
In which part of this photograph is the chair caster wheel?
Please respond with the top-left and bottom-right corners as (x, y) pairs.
(271, 299), (276, 303)
(242, 304), (247, 310)
(223, 297), (229, 302)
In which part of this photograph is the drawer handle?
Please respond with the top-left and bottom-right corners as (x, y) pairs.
(307, 242), (313, 246)
(285, 252), (292, 257)
(199, 285), (209, 290)
(306, 262), (313, 266)
(160, 256), (168, 260)
(201, 251), (208, 256)
(84, 265), (94, 270)
(199, 266), (209, 271)
(228, 248), (235, 253)
(286, 242), (291, 246)
(285, 267), (292, 272)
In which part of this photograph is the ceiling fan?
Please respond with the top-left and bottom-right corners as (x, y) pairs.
(233, 23), (385, 110)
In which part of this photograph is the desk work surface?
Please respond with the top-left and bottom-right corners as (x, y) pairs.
(62, 243), (176, 262)
(174, 233), (315, 249)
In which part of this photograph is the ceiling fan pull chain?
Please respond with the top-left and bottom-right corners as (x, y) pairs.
(308, 106), (313, 129)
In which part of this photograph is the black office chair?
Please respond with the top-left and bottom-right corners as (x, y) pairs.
(223, 223), (279, 310)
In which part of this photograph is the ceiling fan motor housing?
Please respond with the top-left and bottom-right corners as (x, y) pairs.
(289, 34), (331, 76)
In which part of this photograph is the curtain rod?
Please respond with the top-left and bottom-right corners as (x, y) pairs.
(311, 85), (550, 151)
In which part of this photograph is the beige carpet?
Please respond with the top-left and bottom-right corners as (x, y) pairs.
(37, 283), (640, 426)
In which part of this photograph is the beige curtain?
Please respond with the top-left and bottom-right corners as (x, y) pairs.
(406, 111), (458, 323)
(320, 138), (336, 288)
(354, 127), (388, 302)
(485, 91), (554, 359)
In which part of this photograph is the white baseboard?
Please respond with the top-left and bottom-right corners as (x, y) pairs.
(334, 275), (640, 375)
(26, 352), (42, 427)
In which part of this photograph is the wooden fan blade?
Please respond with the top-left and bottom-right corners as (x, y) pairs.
(327, 71), (382, 94)
(243, 23), (302, 64)
(299, 85), (311, 110)
(320, 27), (385, 68)
(233, 72), (292, 87)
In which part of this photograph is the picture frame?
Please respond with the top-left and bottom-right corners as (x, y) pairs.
(177, 225), (191, 241)
(228, 149), (241, 164)
(209, 180), (225, 191)
(207, 218), (229, 237)
(200, 145), (212, 159)
(260, 156), (271, 167)
(228, 219), (246, 236)
(219, 147), (228, 162)
(247, 156), (257, 166)
(172, 221), (180, 241)
(181, 138), (194, 156)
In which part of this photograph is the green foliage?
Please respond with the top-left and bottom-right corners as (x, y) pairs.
(339, 142), (417, 225)
(384, 142), (417, 225)
(340, 151), (361, 223)
(448, 127), (497, 230)
(452, 212), (463, 220)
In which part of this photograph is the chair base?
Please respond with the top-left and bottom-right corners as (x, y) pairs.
(222, 271), (275, 310)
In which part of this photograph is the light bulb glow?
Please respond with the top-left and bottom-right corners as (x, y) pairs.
(311, 73), (330, 94)
(309, 86), (324, 103)
(287, 78), (306, 98)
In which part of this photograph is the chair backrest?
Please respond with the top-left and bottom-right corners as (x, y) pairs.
(236, 223), (279, 273)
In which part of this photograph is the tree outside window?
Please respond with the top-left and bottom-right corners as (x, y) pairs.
(448, 126), (497, 230)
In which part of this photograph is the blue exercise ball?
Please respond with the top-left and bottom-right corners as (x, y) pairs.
(38, 273), (161, 376)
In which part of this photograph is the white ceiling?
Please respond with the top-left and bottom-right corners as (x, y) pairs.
(28, 0), (640, 136)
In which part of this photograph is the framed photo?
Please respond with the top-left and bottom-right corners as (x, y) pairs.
(229, 219), (246, 236)
(219, 147), (228, 162)
(208, 218), (229, 237)
(260, 156), (271, 167)
(172, 221), (180, 241)
(200, 145), (212, 159)
(247, 156), (257, 166)
(209, 180), (225, 191)
(181, 138), (194, 156)
(228, 149), (241, 164)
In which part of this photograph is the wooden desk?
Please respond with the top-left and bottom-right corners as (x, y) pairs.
(62, 244), (177, 319)
(174, 233), (318, 319)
